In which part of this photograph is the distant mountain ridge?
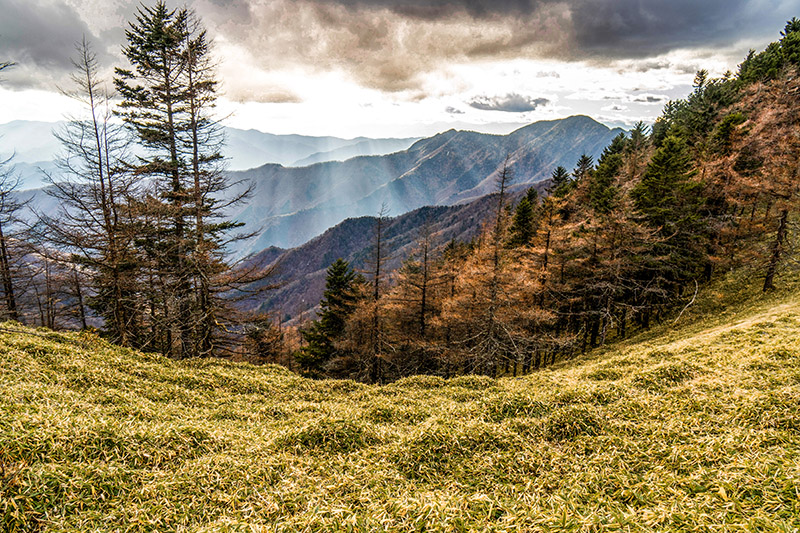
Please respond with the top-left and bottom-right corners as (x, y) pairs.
(0, 120), (419, 189)
(6, 115), (623, 262)
(292, 138), (420, 166)
(229, 115), (624, 255)
(223, 128), (419, 169)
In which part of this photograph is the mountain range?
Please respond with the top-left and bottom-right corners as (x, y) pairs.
(228, 115), (624, 255)
(7, 115), (624, 277)
(0, 120), (419, 189)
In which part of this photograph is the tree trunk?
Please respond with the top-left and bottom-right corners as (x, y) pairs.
(763, 208), (789, 291)
(73, 267), (87, 330)
(0, 222), (18, 321)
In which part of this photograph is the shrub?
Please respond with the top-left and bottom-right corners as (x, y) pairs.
(275, 418), (380, 453)
(395, 421), (516, 479)
(485, 394), (550, 421)
(544, 406), (604, 441)
(635, 362), (699, 390)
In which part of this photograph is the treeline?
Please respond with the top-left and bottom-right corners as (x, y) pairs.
(0, 2), (269, 357)
(292, 19), (800, 382)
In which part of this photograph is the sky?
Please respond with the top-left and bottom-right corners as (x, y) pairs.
(0, 0), (798, 138)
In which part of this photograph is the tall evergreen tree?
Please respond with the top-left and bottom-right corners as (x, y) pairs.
(632, 136), (702, 233)
(115, 1), (253, 357)
(298, 259), (361, 377)
(588, 134), (625, 215)
(548, 166), (572, 197)
(625, 121), (650, 178)
(780, 17), (800, 65)
(115, 1), (193, 356)
(525, 186), (538, 205)
(507, 194), (536, 247)
(180, 10), (254, 356)
(572, 154), (594, 182)
(631, 135), (706, 313)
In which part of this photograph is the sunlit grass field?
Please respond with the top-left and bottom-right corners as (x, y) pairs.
(2, 272), (800, 531)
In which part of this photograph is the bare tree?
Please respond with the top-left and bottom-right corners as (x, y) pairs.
(367, 202), (389, 382)
(39, 38), (140, 344)
(0, 161), (25, 321)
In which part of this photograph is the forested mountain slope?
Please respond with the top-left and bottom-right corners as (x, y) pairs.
(2, 271), (800, 531)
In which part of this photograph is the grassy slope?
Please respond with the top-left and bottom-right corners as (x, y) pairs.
(2, 274), (800, 532)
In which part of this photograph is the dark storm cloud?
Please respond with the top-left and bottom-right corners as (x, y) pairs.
(568, 0), (758, 58)
(212, 0), (791, 93)
(632, 95), (666, 104)
(328, 0), (793, 58)
(0, 0), (110, 90)
(316, 0), (783, 53)
(468, 93), (549, 112)
(1, 0), (794, 95)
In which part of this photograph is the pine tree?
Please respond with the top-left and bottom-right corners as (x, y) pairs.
(572, 154), (594, 183)
(781, 18), (800, 67)
(625, 121), (650, 178)
(525, 187), (538, 205)
(507, 193), (536, 247)
(180, 11), (257, 356)
(115, 2), (254, 356)
(548, 166), (572, 197)
(631, 135), (706, 313)
(115, 1), (193, 356)
(588, 134), (626, 215)
(298, 259), (361, 377)
(632, 136), (701, 232)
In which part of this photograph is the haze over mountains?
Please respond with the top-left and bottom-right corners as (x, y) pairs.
(0, 120), (419, 189)
(6, 115), (623, 263)
(229, 115), (624, 255)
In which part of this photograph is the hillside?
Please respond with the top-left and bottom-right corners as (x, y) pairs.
(229, 115), (622, 254)
(3, 273), (800, 531)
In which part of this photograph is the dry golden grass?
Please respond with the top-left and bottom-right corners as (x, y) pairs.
(2, 271), (800, 531)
